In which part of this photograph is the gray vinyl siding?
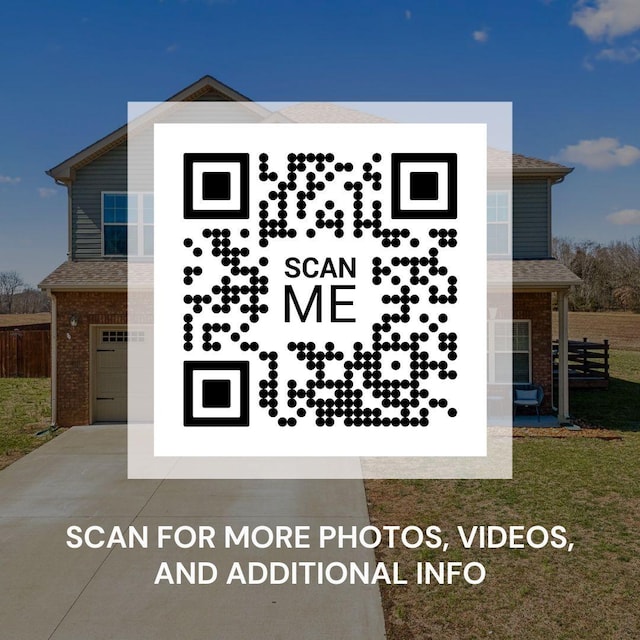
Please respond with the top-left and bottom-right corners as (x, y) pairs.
(512, 178), (550, 259)
(72, 144), (127, 259)
(70, 99), (264, 259)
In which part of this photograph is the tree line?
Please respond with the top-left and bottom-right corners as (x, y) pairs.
(0, 271), (50, 314)
(553, 236), (640, 312)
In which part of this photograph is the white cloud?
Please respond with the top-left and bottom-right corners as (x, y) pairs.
(472, 29), (489, 43)
(38, 187), (57, 198)
(554, 137), (640, 169)
(166, 43), (179, 53)
(596, 44), (640, 62)
(606, 209), (640, 224)
(571, 0), (640, 41)
(404, 9), (412, 20)
(0, 175), (20, 184)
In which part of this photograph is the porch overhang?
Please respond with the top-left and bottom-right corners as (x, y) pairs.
(489, 259), (581, 422)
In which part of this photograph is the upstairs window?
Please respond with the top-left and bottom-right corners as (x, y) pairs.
(102, 192), (154, 257)
(487, 191), (510, 256)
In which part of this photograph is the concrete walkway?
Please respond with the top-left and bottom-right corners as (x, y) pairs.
(0, 426), (386, 640)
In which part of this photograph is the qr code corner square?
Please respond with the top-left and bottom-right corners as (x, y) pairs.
(391, 152), (457, 220)
(184, 153), (249, 219)
(183, 360), (249, 427)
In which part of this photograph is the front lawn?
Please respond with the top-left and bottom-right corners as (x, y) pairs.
(366, 344), (640, 639)
(569, 350), (640, 430)
(366, 433), (640, 639)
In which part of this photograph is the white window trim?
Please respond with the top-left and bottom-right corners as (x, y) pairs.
(101, 191), (153, 257)
(511, 319), (532, 384)
(488, 319), (531, 384)
(487, 190), (511, 257)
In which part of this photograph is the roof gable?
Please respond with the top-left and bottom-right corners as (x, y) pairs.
(46, 75), (270, 182)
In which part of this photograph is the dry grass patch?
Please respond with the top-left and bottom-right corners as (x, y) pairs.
(552, 311), (640, 351)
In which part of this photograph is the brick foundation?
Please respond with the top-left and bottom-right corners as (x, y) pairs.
(54, 291), (127, 426)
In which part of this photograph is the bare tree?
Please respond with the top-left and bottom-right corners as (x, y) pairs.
(553, 236), (640, 312)
(0, 271), (25, 313)
(13, 287), (51, 313)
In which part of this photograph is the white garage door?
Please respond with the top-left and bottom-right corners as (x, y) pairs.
(94, 327), (137, 422)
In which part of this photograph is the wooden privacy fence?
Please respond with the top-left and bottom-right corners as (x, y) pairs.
(0, 328), (51, 378)
(553, 337), (610, 389)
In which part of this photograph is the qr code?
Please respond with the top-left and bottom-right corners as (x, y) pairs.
(153, 123), (486, 458)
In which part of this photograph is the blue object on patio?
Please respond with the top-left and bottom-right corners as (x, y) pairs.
(513, 384), (544, 422)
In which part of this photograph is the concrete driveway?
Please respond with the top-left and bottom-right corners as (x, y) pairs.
(0, 426), (386, 640)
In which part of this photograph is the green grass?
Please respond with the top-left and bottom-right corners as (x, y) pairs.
(569, 350), (640, 430)
(0, 378), (52, 469)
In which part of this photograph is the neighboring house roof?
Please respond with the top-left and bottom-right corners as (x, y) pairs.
(489, 259), (582, 290)
(39, 261), (152, 290)
(272, 105), (572, 177)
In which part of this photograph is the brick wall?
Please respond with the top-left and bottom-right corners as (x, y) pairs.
(52, 289), (553, 423)
(54, 291), (127, 426)
(513, 292), (552, 411)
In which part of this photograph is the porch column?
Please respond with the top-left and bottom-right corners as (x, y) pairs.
(557, 290), (569, 420)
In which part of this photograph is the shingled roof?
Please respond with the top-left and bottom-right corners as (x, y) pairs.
(488, 259), (582, 289)
(46, 75), (572, 182)
(39, 261), (152, 290)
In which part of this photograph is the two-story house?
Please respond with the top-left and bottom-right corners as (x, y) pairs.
(39, 75), (580, 427)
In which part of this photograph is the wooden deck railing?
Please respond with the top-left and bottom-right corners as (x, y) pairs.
(552, 337), (609, 388)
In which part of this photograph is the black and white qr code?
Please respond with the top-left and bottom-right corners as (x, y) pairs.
(153, 123), (487, 458)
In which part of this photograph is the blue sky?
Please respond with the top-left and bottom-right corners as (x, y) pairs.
(1, 0), (639, 286)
